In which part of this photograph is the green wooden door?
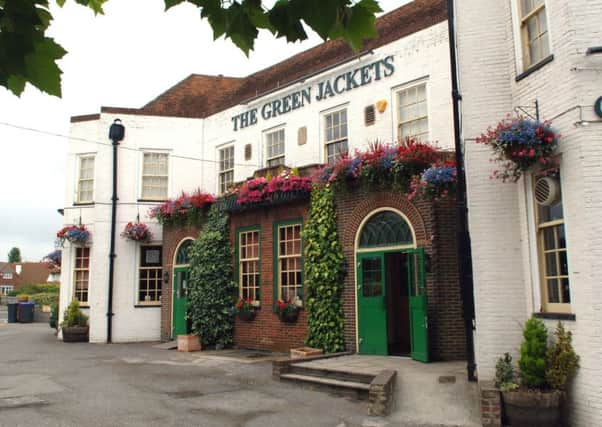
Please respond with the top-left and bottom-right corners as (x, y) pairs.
(357, 252), (388, 355)
(172, 267), (189, 337)
(407, 248), (428, 362)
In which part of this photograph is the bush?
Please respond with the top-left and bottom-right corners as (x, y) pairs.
(518, 318), (548, 389)
(61, 300), (88, 328)
(9, 283), (59, 296)
(49, 303), (58, 329)
(29, 292), (59, 306)
(187, 206), (236, 349)
(494, 352), (518, 392)
(546, 322), (579, 390)
(302, 185), (346, 353)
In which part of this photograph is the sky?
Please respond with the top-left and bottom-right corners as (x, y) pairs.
(0, 0), (407, 262)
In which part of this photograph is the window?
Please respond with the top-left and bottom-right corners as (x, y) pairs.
(2, 273), (12, 280)
(324, 109), (348, 165)
(219, 145), (234, 195)
(73, 247), (90, 304)
(519, 0), (550, 68)
(359, 211), (414, 249)
(238, 228), (260, 301)
(139, 246), (162, 305)
(265, 128), (285, 168)
(275, 222), (302, 301)
(1, 285), (14, 295)
(534, 173), (570, 313)
(397, 83), (428, 142)
(77, 155), (95, 203)
(141, 152), (168, 200)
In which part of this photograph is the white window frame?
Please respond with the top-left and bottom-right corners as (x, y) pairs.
(137, 245), (163, 306)
(264, 127), (286, 168)
(75, 154), (96, 204)
(218, 144), (235, 195)
(73, 246), (90, 306)
(511, 0), (552, 73)
(2, 272), (13, 280)
(140, 151), (170, 201)
(1, 285), (14, 295)
(322, 107), (349, 165)
(238, 228), (260, 301)
(395, 80), (429, 143)
(276, 223), (303, 301)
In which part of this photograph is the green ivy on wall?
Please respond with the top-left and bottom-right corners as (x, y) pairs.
(187, 205), (237, 349)
(302, 184), (346, 353)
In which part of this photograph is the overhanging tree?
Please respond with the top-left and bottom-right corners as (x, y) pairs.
(186, 205), (236, 349)
(0, 0), (381, 97)
(302, 184), (345, 353)
(8, 247), (22, 262)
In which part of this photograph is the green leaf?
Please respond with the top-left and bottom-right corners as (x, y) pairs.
(7, 75), (26, 96)
(23, 37), (67, 97)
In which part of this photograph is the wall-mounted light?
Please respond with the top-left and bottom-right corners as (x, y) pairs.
(163, 270), (170, 284)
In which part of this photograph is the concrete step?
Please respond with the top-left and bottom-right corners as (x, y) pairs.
(289, 364), (374, 384)
(280, 372), (371, 400)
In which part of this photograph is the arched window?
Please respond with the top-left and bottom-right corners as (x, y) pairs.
(359, 211), (413, 249)
(175, 239), (193, 266)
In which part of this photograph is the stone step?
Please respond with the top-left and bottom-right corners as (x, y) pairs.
(289, 364), (375, 384)
(280, 373), (371, 400)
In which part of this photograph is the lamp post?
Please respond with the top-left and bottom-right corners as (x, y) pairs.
(107, 119), (125, 343)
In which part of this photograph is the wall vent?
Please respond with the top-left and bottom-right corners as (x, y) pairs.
(534, 177), (560, 206)
(364, 105), (375, 126)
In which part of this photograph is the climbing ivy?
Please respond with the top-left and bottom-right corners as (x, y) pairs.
(302, 184), (346, 353)
(187, 205), (236, 349)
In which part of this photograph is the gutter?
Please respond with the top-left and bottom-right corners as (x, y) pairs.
(447, 0), (477, 382)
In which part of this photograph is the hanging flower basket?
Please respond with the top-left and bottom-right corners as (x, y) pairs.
(275, 297), (303, 324)
(476, 117), (559, 182)
(408, 161), (457, 202)
(235, 298), (260, 322)
(56, 225), (90, 246)
(121, 222), (152, 243)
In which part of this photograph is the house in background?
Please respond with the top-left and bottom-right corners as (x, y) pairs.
(0, 263), (18, 296)
(0, 262), (61, 296)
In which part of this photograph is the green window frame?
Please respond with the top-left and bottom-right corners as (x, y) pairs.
(273, 219), (304, 307)
(235, 226), (261, 301)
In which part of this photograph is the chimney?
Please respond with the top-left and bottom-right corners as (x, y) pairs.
(15, 264), (22, 275)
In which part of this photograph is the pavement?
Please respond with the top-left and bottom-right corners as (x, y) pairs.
(0, 305), (6, 323)
(0, 323), (462, 427)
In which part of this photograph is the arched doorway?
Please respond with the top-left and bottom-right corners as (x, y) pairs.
(172, 238), (193, 338)
(355, 209), (428, 361)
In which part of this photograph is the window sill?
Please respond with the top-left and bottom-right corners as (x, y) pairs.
(516, 54), (554, 82)
(135, 304), (161, 308)
(73, 202), (95, 206)
(137, 199), (167, 203)
(533, 312), (575, 321)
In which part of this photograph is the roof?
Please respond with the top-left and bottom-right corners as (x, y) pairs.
(14, 262), (54, 285)
(71, 0), (447, 122)
(0, 263), (16, 275)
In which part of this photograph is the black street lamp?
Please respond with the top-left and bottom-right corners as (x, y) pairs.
(107, 119), (125, 343)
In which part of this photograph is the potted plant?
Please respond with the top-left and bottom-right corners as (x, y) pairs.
(56, 224), (91, 246)
(235, 298), (260, 321)
(61, 300), (89, 342)
(121, 221), (152, 242)
(499, 319), (579, 427)
(275, 296), (303, 323)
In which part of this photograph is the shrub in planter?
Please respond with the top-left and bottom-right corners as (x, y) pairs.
(61, 300), (89, 343)
(500, 319), (579, 427)
(49, 302), (58, 329)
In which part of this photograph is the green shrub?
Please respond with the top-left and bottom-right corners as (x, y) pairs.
(49, 303), (58, 329)
(302, 184), (346, 353)
(187, 206), (236, 349)
(10, 283), (59, 296)
(546, 322), (579, 390)
(518, 318), (548, 389)
(61, 300), (88, 328)
(494, 352), (518, 392)
(29, 292), (59, 306)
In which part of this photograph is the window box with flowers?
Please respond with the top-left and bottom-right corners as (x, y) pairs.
(235, 298), (260, 321)
(408, 161), (458, 202)
(121, 222), (152, 243)
(476, 117), (559, 182)
(56, 225), (90, 247)
(275, 297), (303, 323)
(149, 189), (214, 226)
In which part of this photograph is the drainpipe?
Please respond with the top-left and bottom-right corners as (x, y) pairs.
(107, 119), (125, 343)
(447, 0), (477, 382)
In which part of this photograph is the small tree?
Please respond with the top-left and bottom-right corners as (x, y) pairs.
(8, 247), (22, 263)
(302, 184), (346, 353)
(61, 300), (88, 328)
(546, 322), (579, 390)
(187, 206), (237, 349)
(518, 318), (548, 388)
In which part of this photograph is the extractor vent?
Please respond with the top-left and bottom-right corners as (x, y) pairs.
(534, 177), (560, 206)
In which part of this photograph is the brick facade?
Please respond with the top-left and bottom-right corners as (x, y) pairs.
(160, 189), (467, 361)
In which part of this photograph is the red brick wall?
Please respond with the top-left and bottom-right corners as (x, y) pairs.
(230, 201), (310, 352)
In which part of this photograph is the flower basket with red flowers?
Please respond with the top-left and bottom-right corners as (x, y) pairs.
(235, 298), (260, 321)
(56, 225), (90, 246)
(408, 160), (458, 202)
(275, 297), (303, 323)
(121, 222), (152, 243)
(148, 189), (214, 226)
(476, 117), (559, 182)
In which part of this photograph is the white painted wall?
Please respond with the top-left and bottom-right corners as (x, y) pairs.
(59, 21), (454, 344)
(457, 0), (602, 424)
